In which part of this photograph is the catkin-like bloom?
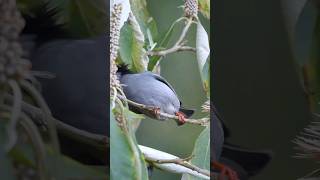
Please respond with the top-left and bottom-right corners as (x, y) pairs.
(294, 121), (320, 161)
(184, 0), (198, 18)
(110, 4), (122, 97)
(0, 0), (31, 86)
(201, 100), (210, 113)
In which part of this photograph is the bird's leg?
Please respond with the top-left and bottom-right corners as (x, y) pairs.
(212, 161), (239, 180)
(175, 111), (186, 125)
(150, 107), (161, 119)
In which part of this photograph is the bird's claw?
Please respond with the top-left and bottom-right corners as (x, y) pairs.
(151, 107), (161, 119)
(212, 161), (239, 180)
(175, 112), (186, 125)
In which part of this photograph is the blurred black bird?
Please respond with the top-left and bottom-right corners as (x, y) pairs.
(20, 3), (108, 165)
(211, 103), (272, 180)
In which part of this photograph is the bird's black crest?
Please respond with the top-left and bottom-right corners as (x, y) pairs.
(117, 64), (133, 75)
(21, 2), (68, 43)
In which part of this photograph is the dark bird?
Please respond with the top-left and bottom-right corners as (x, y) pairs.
(211, 103), (272, 180)
(29, 36), (108, 165)
(118, 66), (194, 125)
(20, 3), (108, 165)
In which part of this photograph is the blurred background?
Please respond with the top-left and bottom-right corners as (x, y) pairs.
(213, 0), (316, 180)
(137, 0), (318, 180)
(136, 0), (209, 180)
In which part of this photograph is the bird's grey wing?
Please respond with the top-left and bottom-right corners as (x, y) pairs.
(146, 72), (188, 109)
(146, 72), (178, 96)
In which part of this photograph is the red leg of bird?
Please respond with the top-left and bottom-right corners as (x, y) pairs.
(212, 161), (239, 180)
(175, 111), (186, 125)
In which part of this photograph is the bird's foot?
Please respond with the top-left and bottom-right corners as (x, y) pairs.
(212, 161), (239, 180)
(151, 107), (161, 119)
(175, 111), (186, 125)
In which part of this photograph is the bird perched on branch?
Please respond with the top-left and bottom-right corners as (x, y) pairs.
(117, 65), (194, 125)
(211, 103), (272, 180)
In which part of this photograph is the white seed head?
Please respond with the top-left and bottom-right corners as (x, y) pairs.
(184, 0), (198, 18)
(110, 4), (123, 96)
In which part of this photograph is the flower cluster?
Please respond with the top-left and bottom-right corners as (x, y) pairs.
(110, 4), (122, 96)
(184, 0), (198, 18)
(0, 0), (31, 86)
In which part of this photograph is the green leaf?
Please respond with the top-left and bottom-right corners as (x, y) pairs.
(147, 19), (182, 71)
(129, 0), (159, 41)
(48, 0), (107, 37)
(198, 0), (210, 19)
(201, 59), (210, 97)
(110, 108), (148, 180)
(9, 142), (36, 168)
(182, 126), (210, 180)
(126, 108), (145, 132)
(46, 149), (107, 179)
(291, 1), (320, 112)
(119, 15), (148, 73)
(196, 21), (210, 96)
(0, 112), (106, 179)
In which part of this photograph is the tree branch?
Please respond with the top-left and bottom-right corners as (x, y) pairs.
(153, 158), (210, 177)
(147, 18), (196, 57)
(4, 94), (108, 150)
(139, 145), (210, 179)
(147, 46), (196, 56)
(118, 95), (209, 126)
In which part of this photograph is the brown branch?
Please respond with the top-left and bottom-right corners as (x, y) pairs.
(148, 157), (210, 177)
(147, 46), (196, 56)
(118, 95), (209, 126)
(4, 94), (108, 150)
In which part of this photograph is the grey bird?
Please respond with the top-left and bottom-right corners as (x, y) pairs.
(118, 66), (194, 125)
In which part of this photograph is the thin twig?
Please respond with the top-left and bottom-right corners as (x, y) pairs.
(118, 95), (209, 126)
(19, 80), (61, 153)
(5, 80), (22, 152)
(156, 154), (194, 163)
(4, 94), (108, 150)
(150, 158), (210, 177)
(139, 145), (210, 179)
(147, 18), (196, 57)
(147, 46), (196, 56)
(19, 112), (49, 180)
(0, 106), (49, 180)
(175, 18), (194, 46)
(302, 168), (320, 178)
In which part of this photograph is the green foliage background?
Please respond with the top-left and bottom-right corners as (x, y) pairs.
(135, 0), (209, 180)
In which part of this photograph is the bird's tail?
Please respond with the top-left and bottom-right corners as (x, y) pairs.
(179, 108), (194, 118)
(222, 143), (273, 177)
